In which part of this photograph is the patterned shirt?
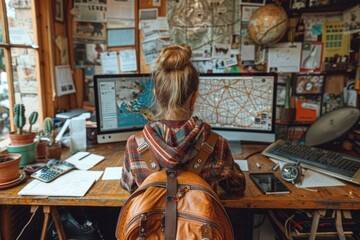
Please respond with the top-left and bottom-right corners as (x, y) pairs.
(121, 117), (246, 196)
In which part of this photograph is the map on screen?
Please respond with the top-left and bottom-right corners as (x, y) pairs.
(194, 75), (274, 131)
(98, 77), (155, 131)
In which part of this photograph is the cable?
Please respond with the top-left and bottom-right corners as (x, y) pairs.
(243, 150), (263, 160)
(15, 206), (39, 240)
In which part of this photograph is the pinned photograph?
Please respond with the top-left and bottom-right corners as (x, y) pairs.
(300, 42), (323, 72)
(73, 22), (107, 43)
(55, 0), (64, 22)
(212, 43), (231, 59)
(139, 8), (158, 21)
(294, 74), (324, 95)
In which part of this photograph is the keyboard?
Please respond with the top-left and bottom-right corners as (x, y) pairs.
(262, 140), (360, 185)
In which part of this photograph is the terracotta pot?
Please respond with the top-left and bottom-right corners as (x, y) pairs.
(0, 153), (21, 183)
(9, 132), (36, 146)
(47, 143), (62, 160)
(36, 141), (48, 159)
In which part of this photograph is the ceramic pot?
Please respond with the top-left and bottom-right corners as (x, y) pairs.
(9, 132), (36, 146)
(0, 153), (21, 183)
(7, 141), (37, 167)
(47, 143), (62, 160)
(36, 141), (48, 159)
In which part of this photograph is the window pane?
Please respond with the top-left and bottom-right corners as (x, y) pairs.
(11, 47), (40, 130)
(0, 48), (10, 140)
(0, 12), (3, 44)
(7, 0), (34, 45)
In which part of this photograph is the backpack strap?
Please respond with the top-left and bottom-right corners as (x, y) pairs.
(165, 170), (178, 239)
(188, 131), (218, 175)
(134, 132), (160, 173)
(134, 131), (218, 174)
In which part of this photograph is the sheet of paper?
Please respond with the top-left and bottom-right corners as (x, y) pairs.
(100, 52), (120, 74)
(234, 160), (249, 171)
(107, 0), (135, 28)
(269, 158), (345, 188)
(119, 49), (137, 72)
(102, 167), (122, 180)
(18, 170), (103, 197)
(267, 42), (302, 73)
(65, 152), (105, 170)
(55, 65), (76, 96)
(300, 170), (345, 188)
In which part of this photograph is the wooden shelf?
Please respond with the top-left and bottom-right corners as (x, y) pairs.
(289, 1), (357, 15)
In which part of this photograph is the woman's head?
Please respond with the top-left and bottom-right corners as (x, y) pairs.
(154, 44), (199, 119)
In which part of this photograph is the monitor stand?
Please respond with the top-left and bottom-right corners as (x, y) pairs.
(228, 140), (243, 155)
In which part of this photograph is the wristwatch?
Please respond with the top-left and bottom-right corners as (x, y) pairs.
(281, 163), (302, 184)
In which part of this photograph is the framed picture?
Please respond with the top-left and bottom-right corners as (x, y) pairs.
(55, 0), (64, 22)
(240, 0), (265, 6)
(294, 74), (324, 95)
(300, 42), (323, 72)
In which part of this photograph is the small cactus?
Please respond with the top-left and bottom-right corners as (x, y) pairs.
(13, 103), (26, 135)
(43, 117), (55, 145)
(28, 111), (38, 133)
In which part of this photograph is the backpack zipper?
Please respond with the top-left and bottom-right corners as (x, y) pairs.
(125, 211), (225, 239)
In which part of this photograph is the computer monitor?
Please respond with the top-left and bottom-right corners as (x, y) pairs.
(94, 74), (156, 144)
(94, 73), (277, 153)
(194, 73), (277, 153)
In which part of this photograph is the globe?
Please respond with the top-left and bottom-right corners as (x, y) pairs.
(248, 4), (289, 46)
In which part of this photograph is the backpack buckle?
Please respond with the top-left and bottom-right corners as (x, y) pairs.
(201, 141), (214, 154)
(137, 142), (149, 154)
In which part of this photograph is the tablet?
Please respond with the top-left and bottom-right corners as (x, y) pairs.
(250, 173), (291, 194)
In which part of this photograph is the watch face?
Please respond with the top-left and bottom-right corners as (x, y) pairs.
(281, 165), (301, 182)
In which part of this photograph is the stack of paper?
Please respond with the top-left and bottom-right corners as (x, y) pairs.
(65, 152), (105, 170)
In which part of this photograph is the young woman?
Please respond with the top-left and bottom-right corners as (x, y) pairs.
(120, 44), (246, 196)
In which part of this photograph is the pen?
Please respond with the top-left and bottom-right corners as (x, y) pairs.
(256, 162), (261, 168)
(271, 163), (279, 171)
(78, 153), (91, 161)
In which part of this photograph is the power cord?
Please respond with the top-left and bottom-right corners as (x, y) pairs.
(243, 150), (263, 160)
(15, 206), (39, 240)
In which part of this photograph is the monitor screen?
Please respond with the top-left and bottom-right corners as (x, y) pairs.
(194, 73), (277, 152)
(94, 74), (156, 143)
(94, 73), (277, 149)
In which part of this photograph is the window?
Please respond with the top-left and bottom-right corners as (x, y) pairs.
(0, 0), (42, 140)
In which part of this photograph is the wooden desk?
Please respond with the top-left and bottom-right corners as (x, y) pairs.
(1, 142), (360, 209)
(1, 142), (360, 239)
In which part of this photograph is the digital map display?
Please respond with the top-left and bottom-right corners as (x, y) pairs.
(194, 76), (274, 131)
(98, 77), (155, 131)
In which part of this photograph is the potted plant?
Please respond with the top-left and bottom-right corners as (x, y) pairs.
(9, 103), (38, 146)
(7, 103), (38, 167)
(43, 117), (62, 160)
(0, 153), (21, 184)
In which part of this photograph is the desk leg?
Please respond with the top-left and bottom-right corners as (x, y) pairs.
(309, 211), (320, 240)
(50, 207), (67, 240)
(40, 206), (50, 240)
(40, 206), (67, 240)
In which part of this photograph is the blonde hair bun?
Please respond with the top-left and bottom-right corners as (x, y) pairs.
(156, 45), (192, 71)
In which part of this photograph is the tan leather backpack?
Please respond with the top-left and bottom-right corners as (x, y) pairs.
(116, 131), (234, 240)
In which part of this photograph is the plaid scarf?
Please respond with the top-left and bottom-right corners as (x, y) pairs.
(143, 116), (209, 169)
